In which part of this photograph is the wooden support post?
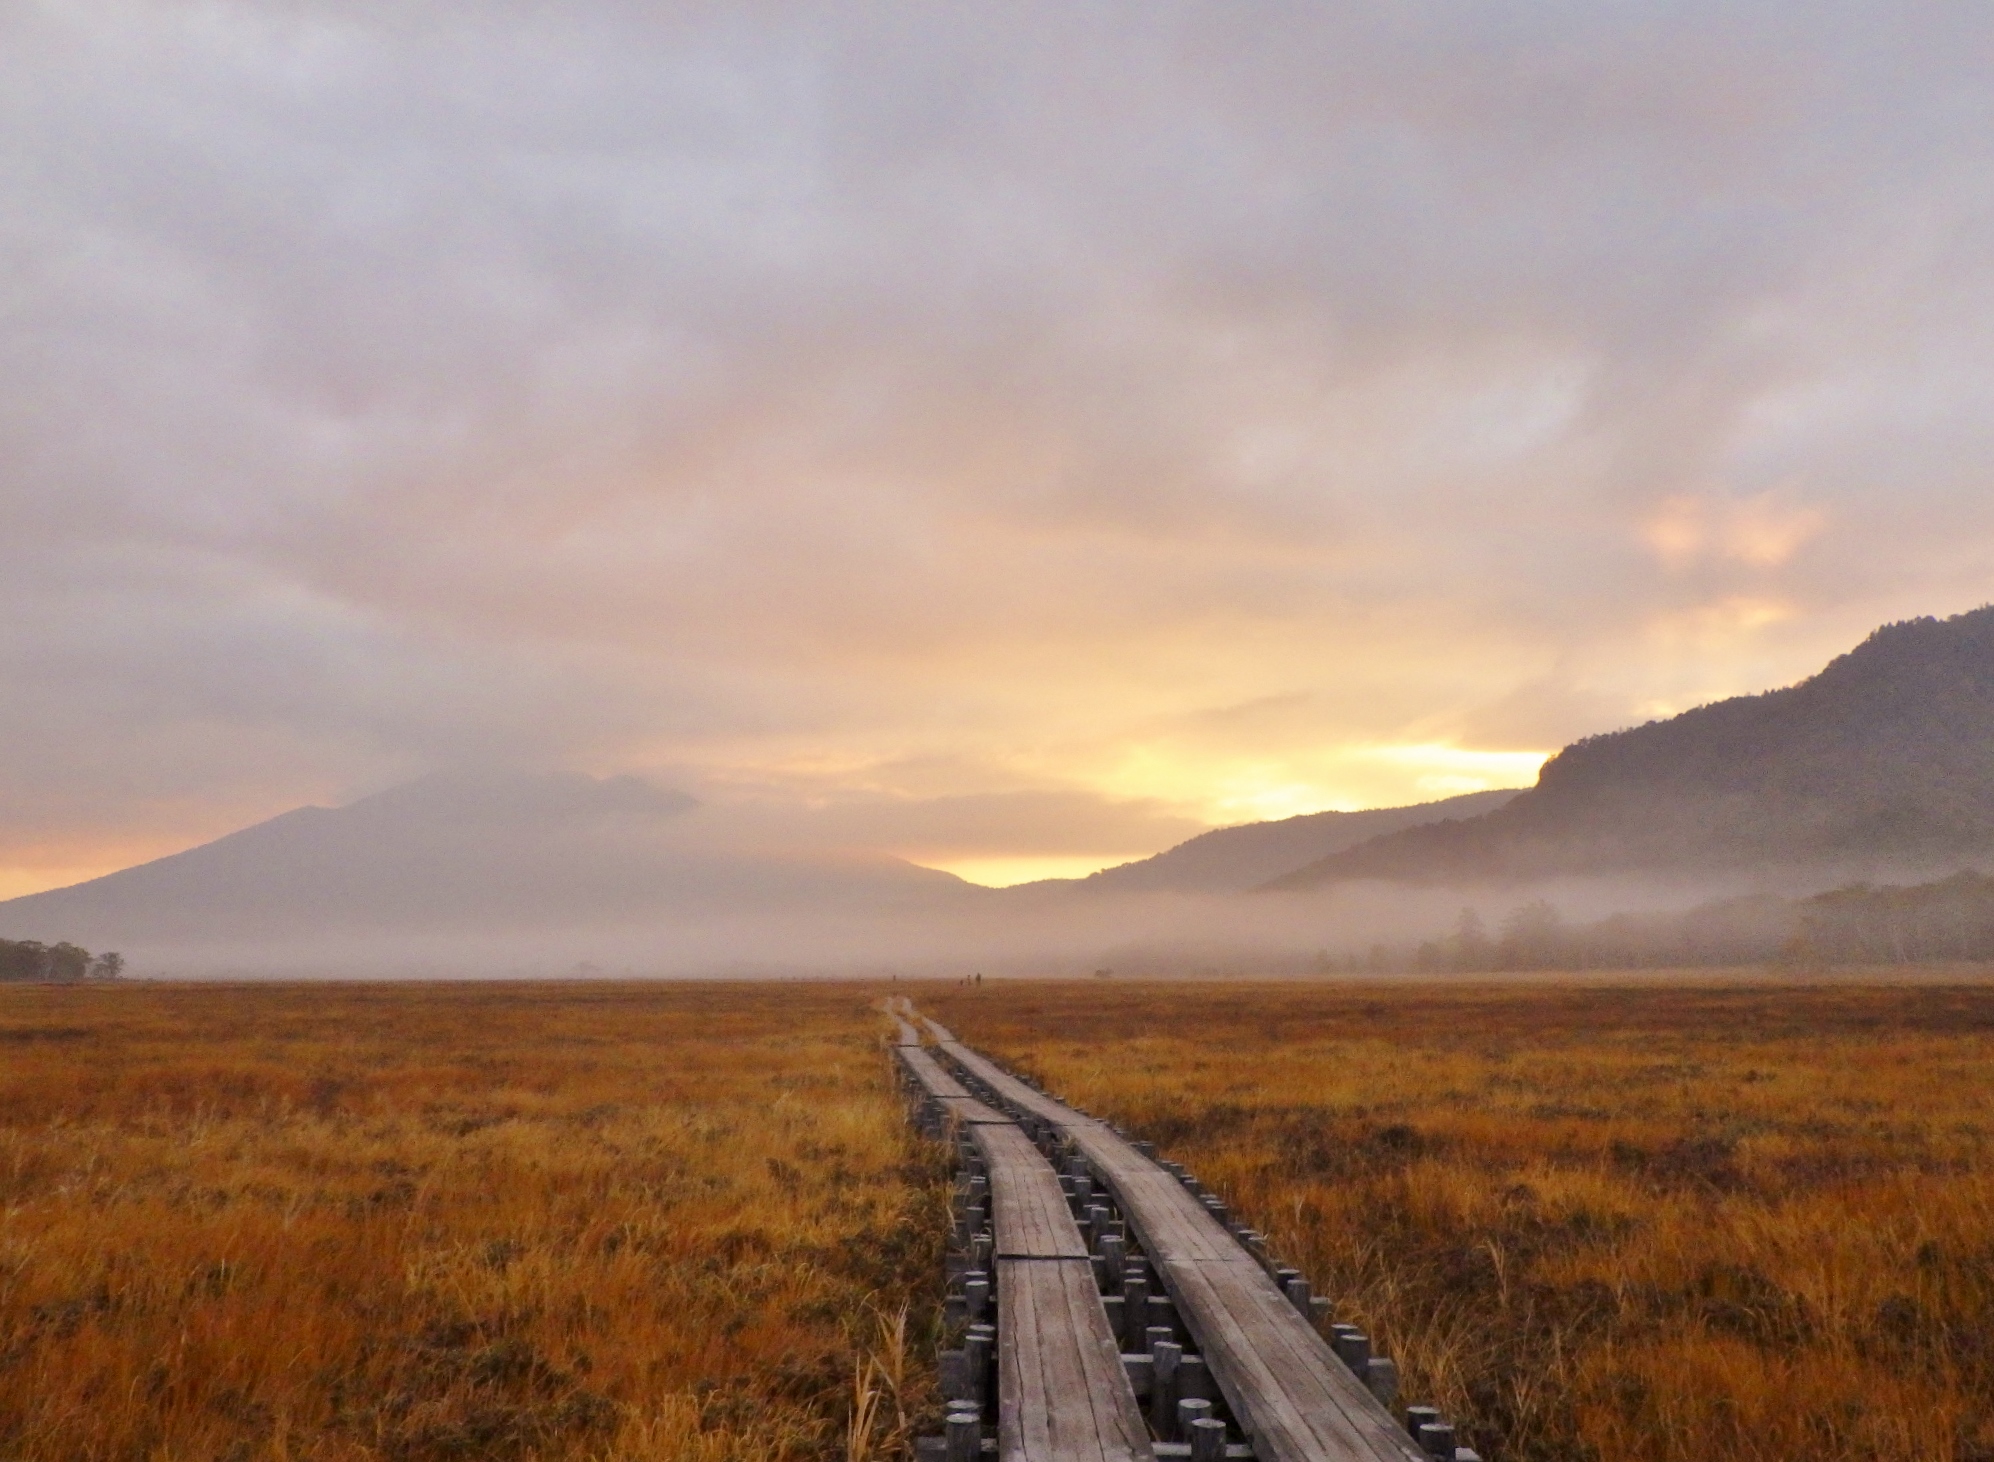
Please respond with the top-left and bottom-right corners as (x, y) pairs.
(945, 1407), (981, 1462)
(1176, 1397), (1214, 1446)
(1149, 1339), (1182, 1435)
(1122, 1271), (1149, 1350)
(1283, 1274), (1312, 1319)
(1100, 1231), (1127, 1282)
(1365, 1357), (1399, 1404)
(1415, 1421), (1455, 1459)
(1331, 1326), (1370, 1374)
(965, 1325), (994, 1409)
(1190, 1417), (1228, 1462)
(938, 1349), (971, 1402)
(1176, 1354), (1214, 1403)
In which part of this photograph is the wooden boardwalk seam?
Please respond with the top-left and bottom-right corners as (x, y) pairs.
(907, 1007), (1451, 1462)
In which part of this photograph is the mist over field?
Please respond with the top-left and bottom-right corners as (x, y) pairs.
(12, 604), (1994, 979)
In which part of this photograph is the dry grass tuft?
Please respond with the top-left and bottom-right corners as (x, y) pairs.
(0, 981), (947, 1462)
(927, 978), (1994, 1462)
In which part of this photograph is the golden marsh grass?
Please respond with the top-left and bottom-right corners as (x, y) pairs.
(0, 981), (946, 1462)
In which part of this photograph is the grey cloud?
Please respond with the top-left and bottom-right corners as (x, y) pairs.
(5, 0), (1994, 878)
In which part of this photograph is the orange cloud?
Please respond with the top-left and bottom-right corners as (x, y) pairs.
(1642, 491), (1828, 571)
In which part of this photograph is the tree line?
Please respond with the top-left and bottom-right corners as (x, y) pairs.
(1389, 869), (1994, 972)
(0, 939), (125, 983)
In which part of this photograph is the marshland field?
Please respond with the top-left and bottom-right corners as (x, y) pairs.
(2, 976), (1990, 1462)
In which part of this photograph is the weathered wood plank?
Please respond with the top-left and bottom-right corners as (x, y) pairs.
(901, 1047), (976, 1099)
(924, 1023), (1428, 1462)
(1161, 1257), (1426, 1462)
(898, 1048), (1014, 1125)
(974, 1124), (1091, 1259)
(998, 1259), (1154, 1462)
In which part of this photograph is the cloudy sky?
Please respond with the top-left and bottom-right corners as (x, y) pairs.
(5, 1), (1993, 894)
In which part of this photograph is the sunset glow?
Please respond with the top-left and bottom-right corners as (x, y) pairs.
(4, 4), (1992, 895)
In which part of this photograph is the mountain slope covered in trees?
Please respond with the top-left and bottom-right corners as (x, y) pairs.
(1271, 605), (1994, 888)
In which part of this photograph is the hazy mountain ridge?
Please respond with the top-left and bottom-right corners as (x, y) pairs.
(0, 771), (974, 948)
(1269, 605), (1994, 889)
(1051, 789), (1522, 895)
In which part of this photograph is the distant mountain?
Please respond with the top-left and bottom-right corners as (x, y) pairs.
(0, 771), (972, 949)
(1268, 606), (1994, 889)
(1059, 789), (1522, 895)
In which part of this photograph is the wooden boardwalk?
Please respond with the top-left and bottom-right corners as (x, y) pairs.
(913, 1013), (1433, 1462)
(893, 1017), (1155, 1462)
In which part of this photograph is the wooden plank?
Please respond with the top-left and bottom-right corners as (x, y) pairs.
(998, 1259), (1155, 1462)
(893, 1016), (924, 1046)
(898, 1049), (1011, 1124)
(1160, 1257), (1428, 1462)
(973, 1123), (1091, 1259)
(902, 1047), (975, 1099)
(923, 1022), (1427, 1462)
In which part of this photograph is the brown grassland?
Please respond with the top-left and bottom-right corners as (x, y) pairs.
(4, 977), (1990, 1462)
(0, 981), (948, 1462)
(925, 977), (1994, 1462)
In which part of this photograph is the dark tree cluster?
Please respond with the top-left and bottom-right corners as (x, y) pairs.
(0, 939), (124, 983)
(1791, 871), (1994, 964)
(1394, 869), (1994, 972)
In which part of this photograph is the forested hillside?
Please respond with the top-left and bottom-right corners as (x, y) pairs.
(1273, 606), (1994, 887)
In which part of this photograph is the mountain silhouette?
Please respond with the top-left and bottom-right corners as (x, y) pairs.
(1268, 605), (1994, 889)
(0, 771), (971, 949)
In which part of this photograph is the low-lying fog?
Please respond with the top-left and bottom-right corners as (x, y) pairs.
(2, 771), (1964, 980)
